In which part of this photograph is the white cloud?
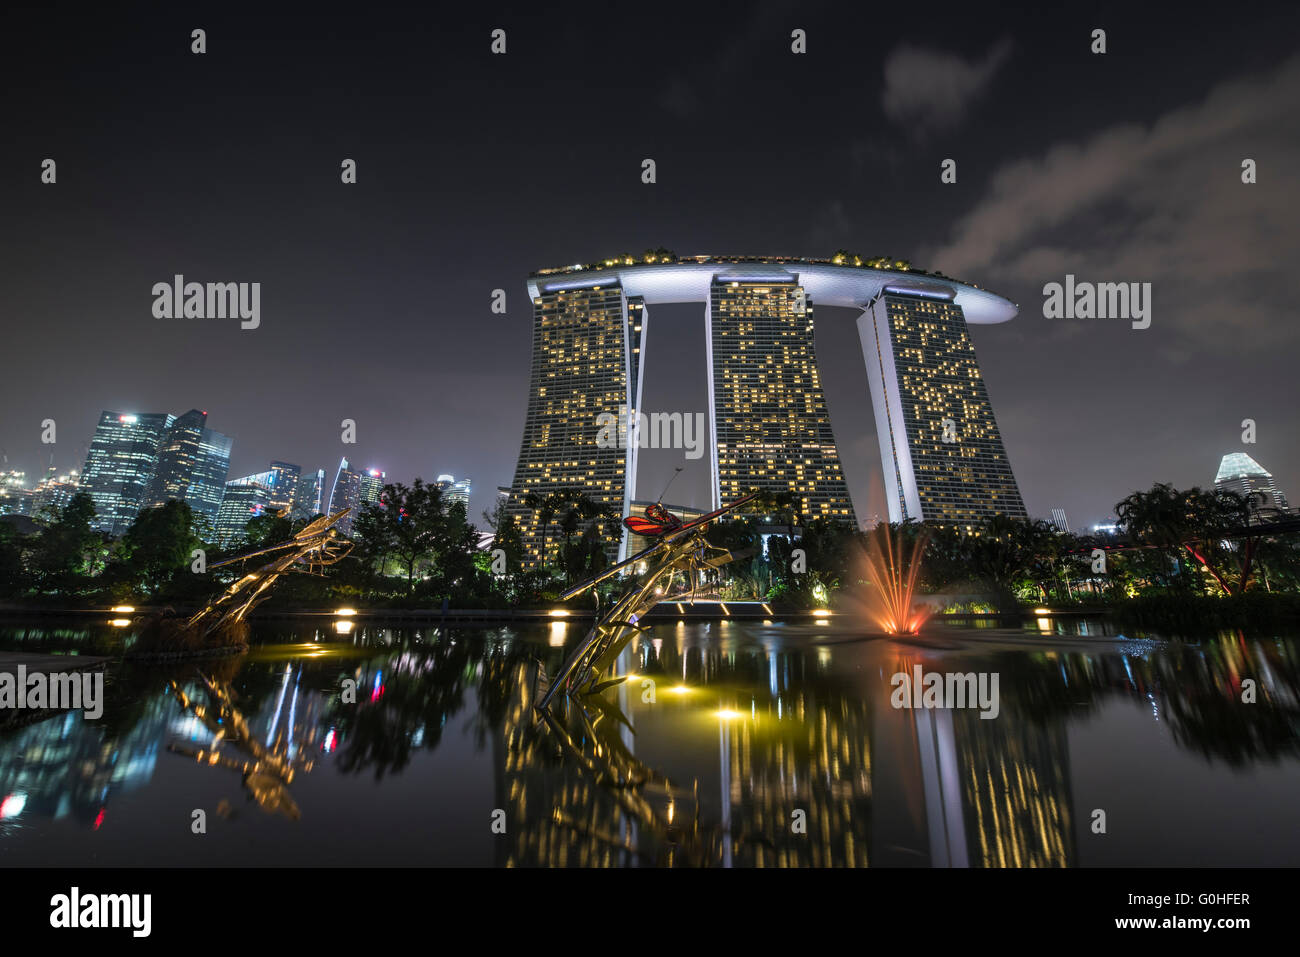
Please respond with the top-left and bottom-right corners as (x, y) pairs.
(881, 38), (1012, 132)
(930, 56), (1300, 348)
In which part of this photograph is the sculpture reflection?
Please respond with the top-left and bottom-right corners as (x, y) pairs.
(167, 670), (313, 819)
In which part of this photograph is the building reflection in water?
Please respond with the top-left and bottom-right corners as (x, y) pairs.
(0, 621), (1297, 866)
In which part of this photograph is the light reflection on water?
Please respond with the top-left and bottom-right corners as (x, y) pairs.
(0, 618), (1297, 867)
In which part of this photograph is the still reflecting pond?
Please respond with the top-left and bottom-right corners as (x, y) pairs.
(1, 617), (1297, 866)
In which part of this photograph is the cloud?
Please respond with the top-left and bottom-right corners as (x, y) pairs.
(929, 55), (1300, 348)
(881, 38), (1012, 132)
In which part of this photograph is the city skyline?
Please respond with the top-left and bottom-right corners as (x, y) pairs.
(1, 7), (1297, 532)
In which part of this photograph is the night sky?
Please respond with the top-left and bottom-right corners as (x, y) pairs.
(3, 3), (1297, 531)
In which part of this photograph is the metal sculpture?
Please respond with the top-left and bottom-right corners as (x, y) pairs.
(167, 671), (312, 819)
(537, 492), (757, 709)
(186, 509), (354, 638)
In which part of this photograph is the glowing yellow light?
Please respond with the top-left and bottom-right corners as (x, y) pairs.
(110, 605), (135, 613)
(548, 621), (567, 646)
(761, 603), (773, 614)
(108, 619), (131, 628)
(670, 685), (691, 695)
(1034, 608), (1051, 615)
(334, 620), (354, 634)
(716, 709), (744, 721)
(812, 609), (832, 617)
(335, 607), (357, 617)
(547, 609), (569, 618)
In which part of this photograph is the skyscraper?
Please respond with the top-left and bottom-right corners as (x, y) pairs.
(268, 461), (301, 516)
(1214, 452), (1290, 518)
(859, 286), (1026, 527)
(30, 468), (80, 520)
(80, 411), (174, 535)
(436, 474), (472, 508)
(0, 471), (29, 517)
(292, 468), (326, 520)
(359, 468), (386, 507)
(708, 278), (855, 522)
(214, 473), (273, 545)
(1050, 508), (1070, 534)
(145, 409), (233, 525)
(506, 281), (640, 564)
(328, 457), (363, 535)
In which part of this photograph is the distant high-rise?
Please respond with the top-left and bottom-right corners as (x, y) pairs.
(267, 462), (301, 516)
(359, 468), (386, 507)
(1050, 508), (1070, 534)
(1214, 452), (1290, 518)
(145, 409), (232, 525)
(859, 287), (1026, 528)
(214, 474), (272, 545)
(30, 468), (80, 520)
(292, 468), (326, 520)
(708, 278), (855, 523)
(436, 474), (472, 508)
(80, 411), (174, 535)
(328, 458), (363, 535)
(0, 471), (30, 517)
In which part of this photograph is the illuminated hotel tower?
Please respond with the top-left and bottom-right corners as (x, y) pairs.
(506, 282), (645, 565)
(860, 288), (1026, 526)
(509, 257), (1025, 563)
(708, 278), (855, 522)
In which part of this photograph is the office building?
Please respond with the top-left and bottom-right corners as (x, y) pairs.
(292, 468), (326, 520)
(79, 411), (174, 535)
(214, 474), (272, 545)
(436, 474), (472, 508)
(144, 409), (232, 524)
(268, 461), (301, 516)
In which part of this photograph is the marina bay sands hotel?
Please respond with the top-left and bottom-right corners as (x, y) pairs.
(505, 254), (1027, 564)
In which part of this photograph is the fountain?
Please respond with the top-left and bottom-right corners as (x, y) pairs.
(855, 522), (931, 636)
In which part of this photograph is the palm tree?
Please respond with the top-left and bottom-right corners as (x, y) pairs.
(524, 488), (616, 580)
(1116, 483), (1259, 595)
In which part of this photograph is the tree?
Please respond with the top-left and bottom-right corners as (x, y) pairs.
(243, 511), (293, 550)
(0, 522), (28, 597)
(113, 500), (202, 596)
(1116, 483), (1261, 596)
(523, 489), (616, 580)
(29, 492), (101, 595)
(353, 479), (448, 594)
(482, 499), (526, 577)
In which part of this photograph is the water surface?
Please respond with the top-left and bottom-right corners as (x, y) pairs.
(1, 616), (1296, 866)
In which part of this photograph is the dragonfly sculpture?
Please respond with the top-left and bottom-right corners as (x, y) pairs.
(537, 491), (757, 710)
(167, 671), (312, 819)
(185, 508), (354, 639)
